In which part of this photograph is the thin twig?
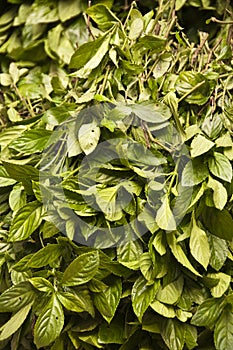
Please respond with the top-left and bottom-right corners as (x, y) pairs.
(191, 32), (209, 66)
(141, 121), (151, 149)
(209, 17), (233, 24)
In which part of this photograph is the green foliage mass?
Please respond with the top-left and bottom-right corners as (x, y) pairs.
(0, 0), (233, 349)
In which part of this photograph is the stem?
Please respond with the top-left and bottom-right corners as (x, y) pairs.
(209, 17), (233, 24)
(14, 84), (35, 118)
(99, 65), (111, 95)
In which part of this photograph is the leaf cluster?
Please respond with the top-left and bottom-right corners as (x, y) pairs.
(0, 0), (233, 349)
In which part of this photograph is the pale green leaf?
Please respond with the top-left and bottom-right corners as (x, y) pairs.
(0, 302), (33, 341)
(9, 184), (27, 212)
(78, 121), (100, 155)
(156, 276), (184, 305)
(0, 165), (17, 187)
(95, 185), (123, 221)
(208, 152), (232, 183)
(208, 272), (231, 298)
(181, 159), (209, 186)
(152, 231), (167, 256)
(150, 300), (176, 318)
(58, 0), (83, 22)
(156, 196), (176, 231)
(190, 214), (210, 269)
(207, 177), (228, 210)
(190, 134), (215, 157)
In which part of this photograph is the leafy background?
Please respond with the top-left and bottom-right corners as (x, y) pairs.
(0, 0), (233, 349)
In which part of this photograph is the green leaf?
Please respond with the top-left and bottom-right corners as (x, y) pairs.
(161, 319), (186, 350)
(140, 252), (157, 282)
(69, 33), (110, 70)
(9, 184), (27, 211)
(191, 297), (225, 327)
(202, 115), (222, 139)
(167, 231), (201, 276)
(86, 4), (118, 30)
(8, 201), (44, 242)
(2, 162), (39, 194)
(29, 277), (54, 293)
(0, 165), (17, 187)
(152, 231), (167, 256)
(156, 196), (176, 231)
(78, 121), (100, 155)
(208, 234), (228, 271)
(58, 0), (83, 22)
(175, 72), (211, 105)
(136, 35), (166, 52)
(0, 282), (35, 312)
(181, 159), (209, 186)
(190, 134), (215, 157)
(25, 244), (62, 268)
(214, 306), (233, 350)
(175, 0), (187, 11)
(115, 102), (171, 123)
(208, 272), (231, 298)
(190, 214), (210, 269)
(34, 293), (64, 348)
(93, 277), (122, 323)
(98, 317), (124, 344)
(62, 251), (99, 286)
(207, 177), (228, 210)
(132, 276), (160, 322)
(26, 1), (59, 24)
(57, 290), (94, 316)
(95, 185), (123, 221)
(117, 240), (143, 270)
(208, 152), (232, 183)
(156, 276), (184, 305)
(129, 9), (144, 40)
(185, 325), (198, 350)
(9, 129), (52, 155)
(201, 207), (233, 241)
(0, 302), (33, 341)
(150, 300), (176, 318)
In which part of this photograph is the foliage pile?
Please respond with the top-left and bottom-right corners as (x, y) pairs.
(0, 0), (233, 349)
